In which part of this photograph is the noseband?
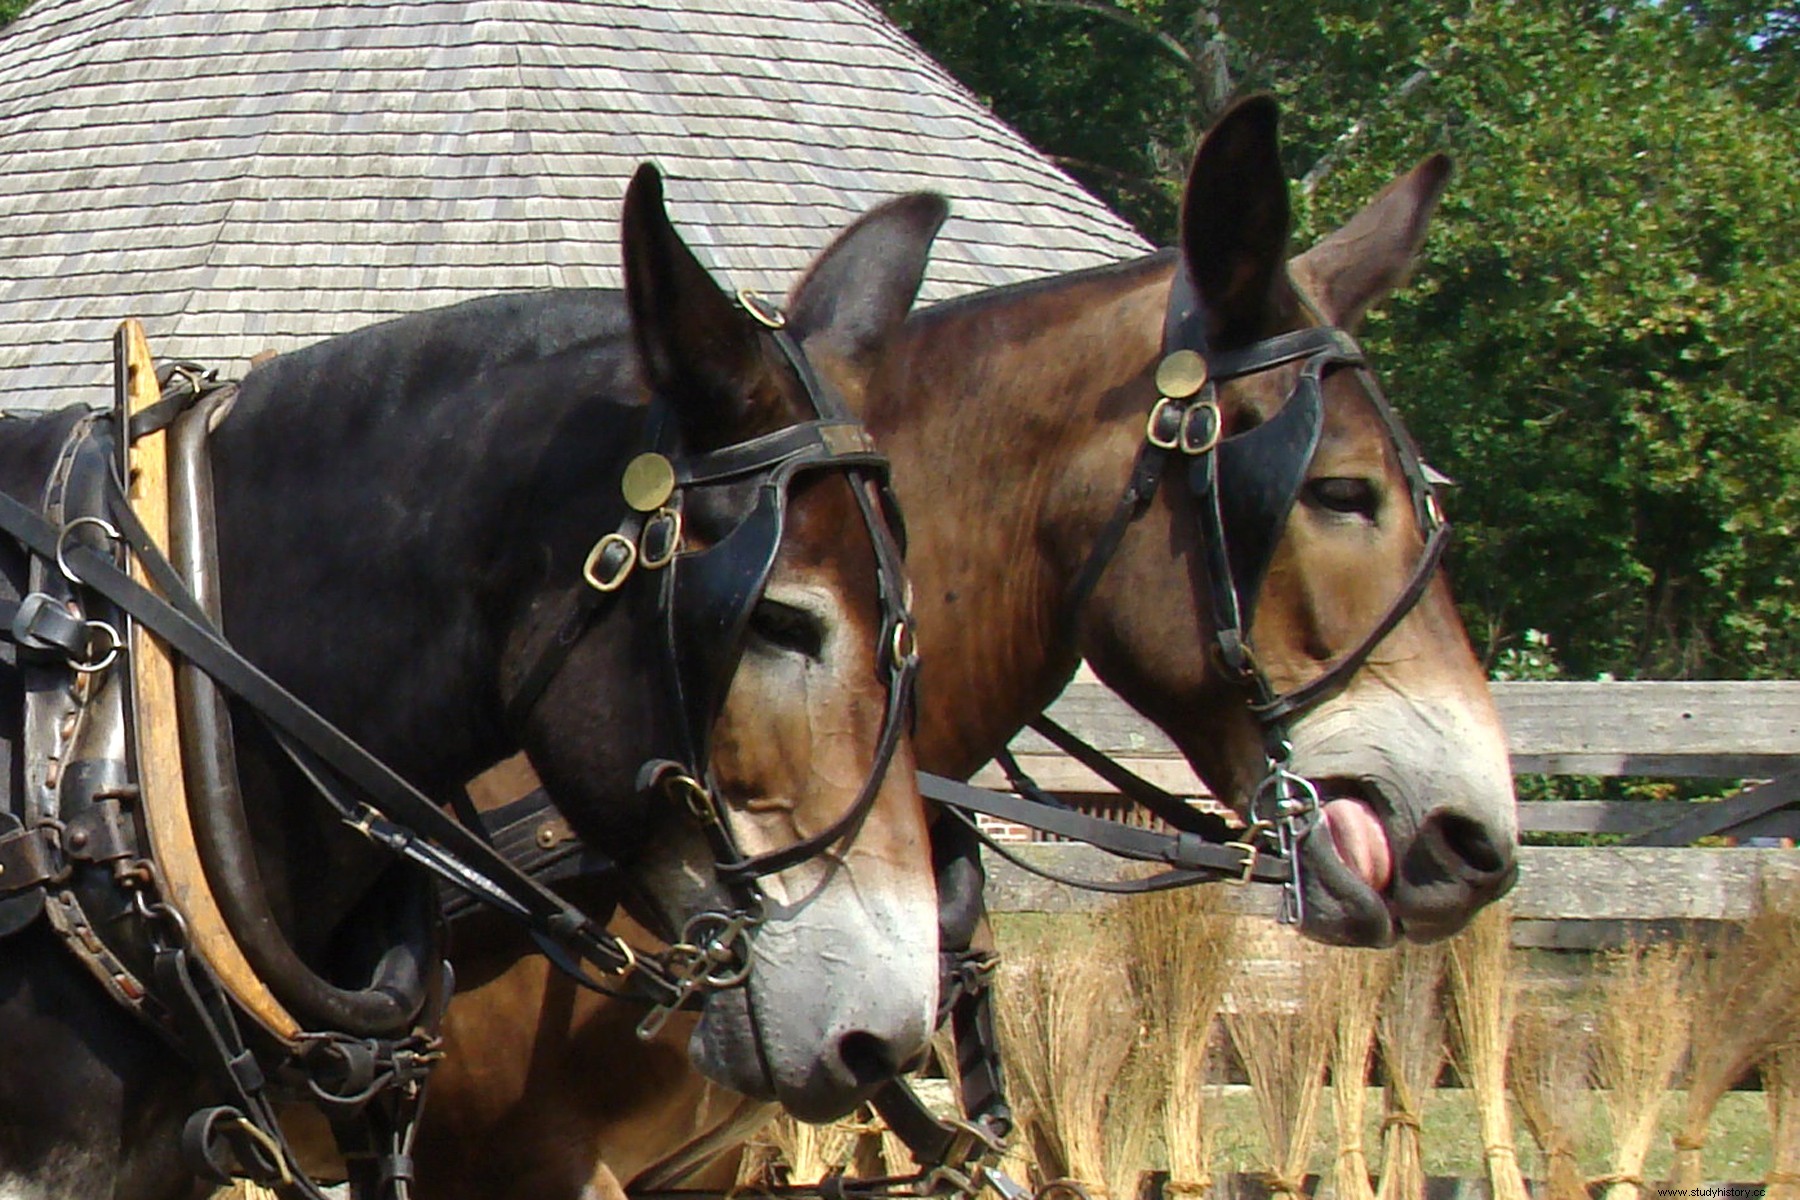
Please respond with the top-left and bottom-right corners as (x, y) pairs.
(1059, 263), (1450, 923)
(506, 290), (918, 1007)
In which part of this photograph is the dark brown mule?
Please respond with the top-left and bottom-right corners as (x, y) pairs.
(0, 165), (941, 1200)
(410, 97), (1517, 1200)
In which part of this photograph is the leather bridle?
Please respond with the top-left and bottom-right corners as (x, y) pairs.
(503, 289), (919, 1011)
(1054, 263), (1451, 924)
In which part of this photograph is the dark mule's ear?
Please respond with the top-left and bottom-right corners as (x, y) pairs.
(1290, 154), (1452, 331)
(621, 163), (769, 450)
(784, 193), (948, 366)
(1179, 94), (1298, 348)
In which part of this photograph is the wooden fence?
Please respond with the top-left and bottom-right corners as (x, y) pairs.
(978, 676), (1800, 947)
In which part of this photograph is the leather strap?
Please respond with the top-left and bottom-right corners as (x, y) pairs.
(921, 772), (1289, 885)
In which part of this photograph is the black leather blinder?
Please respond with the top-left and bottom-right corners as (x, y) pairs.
(1198, 365), (1325, 630)
(664, 480), (788, 771)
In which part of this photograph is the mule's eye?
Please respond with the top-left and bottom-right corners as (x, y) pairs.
(1306, 477), (1380, 520)
(748, 598), (826, 660)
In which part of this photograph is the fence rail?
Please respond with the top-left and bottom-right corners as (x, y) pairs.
(971, 677), (1800, 840)
(974, 676), (1800, 941)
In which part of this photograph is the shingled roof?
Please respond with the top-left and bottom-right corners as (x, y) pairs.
(0, 0), (1149, 409)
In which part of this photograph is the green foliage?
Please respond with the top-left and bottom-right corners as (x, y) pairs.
(0, 0), (27, 27)
(877, 0), (1448, 243)
(1303, 2), (1800, 680)
(884, 0), (1800, 682)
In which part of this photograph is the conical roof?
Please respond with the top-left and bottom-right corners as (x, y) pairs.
(0, 0), (1148, 409)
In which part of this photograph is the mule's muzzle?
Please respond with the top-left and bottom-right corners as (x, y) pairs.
(1293, 777), (1518, 947)
(1386, 806), (1519, 942)
(689, 990), (925, 1123)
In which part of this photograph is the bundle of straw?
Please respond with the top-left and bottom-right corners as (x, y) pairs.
(1373, 940), (1446, 1200)
(1766, 1041), (1800, 1200)
(736, 1133), (785, 1191)
(1223, 934), (1332, 1200)
(1670, 900), (1800, 1188)
(993, 937), (1152, 1200)
(217, 1185), (280, 1200)
(1510, 992), (1593, 1200)
(1323, 947), (1393, 1200)
(1446, 905), (1528, 1200)
(755, 1111), (869, 1184)
(1589, 940), (1692, 1200)
(1110, 887), (1241, 1198)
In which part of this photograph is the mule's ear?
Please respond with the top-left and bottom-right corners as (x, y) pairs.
(785, 193), (948, 366)
(1179, 94), (1297, 348)
(621, 163), (766, 448)
(1289, 154), (1452, 331)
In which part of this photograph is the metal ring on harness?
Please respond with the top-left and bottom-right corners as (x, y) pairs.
(55, 515), (120, 585)
(69, 619), (121, 674)
(671, 909), (757, 989)
(131, 885), (191, 943)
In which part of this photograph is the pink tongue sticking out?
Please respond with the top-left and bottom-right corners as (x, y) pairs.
(1323, 798), (1393, 893)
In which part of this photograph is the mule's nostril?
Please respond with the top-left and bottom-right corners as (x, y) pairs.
(1433, 810), (1507, 876)
(836, 1030), (899, 1087)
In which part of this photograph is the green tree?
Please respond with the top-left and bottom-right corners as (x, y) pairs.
(1304, 2), (1800, 679)
(879, 0), (1451, 240)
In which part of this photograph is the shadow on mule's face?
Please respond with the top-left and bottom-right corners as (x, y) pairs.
(1078, 98), (1516, 948)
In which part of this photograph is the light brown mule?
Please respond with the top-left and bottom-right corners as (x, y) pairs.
(413, 97), (1517, 1200)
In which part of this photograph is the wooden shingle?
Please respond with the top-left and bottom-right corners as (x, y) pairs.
(0, 0), (1149, 408)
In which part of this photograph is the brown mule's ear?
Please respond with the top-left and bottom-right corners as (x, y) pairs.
(784, 193), (948, 367)
(621, 163), (770, 451)
(1179, 94), (1299, 349)
(1290, 154), (1452, 332)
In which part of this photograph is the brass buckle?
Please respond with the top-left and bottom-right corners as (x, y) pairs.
(606, 932), (640, 979)
(737, 289), (787, 329)
(890, 618), (918, 672)
(662, 771), (718, 826)
(1145, 397), (1183, 449)
(1178, 399), (1222, 455)
(819, 422), (876, 456)
(1224, 839), (1259, 885)
(638, 508), (682, 570)
(582, 532), (637, 592)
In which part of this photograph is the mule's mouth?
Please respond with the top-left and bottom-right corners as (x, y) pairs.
(1321, 788), (1393, 894)
(1296, 778), (1401, 947)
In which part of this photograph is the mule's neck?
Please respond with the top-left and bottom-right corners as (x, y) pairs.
(864, 254), (1177, 779)
(206, 296), (638, 799)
